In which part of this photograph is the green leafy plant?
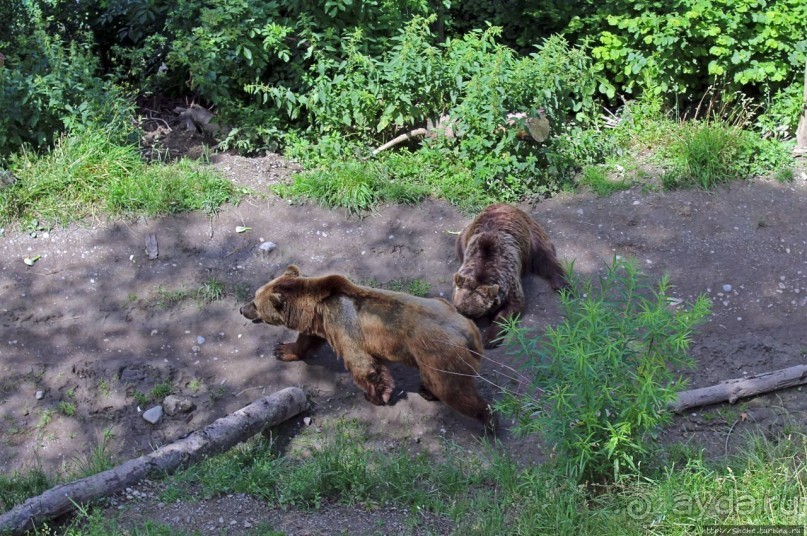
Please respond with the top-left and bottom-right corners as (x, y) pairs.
(499, 257), (711, 482)
(58, 401), (76, 417)
(196, 277), (226, 303)
(570, 0), (807, 105)
(151, 382), (173, 401)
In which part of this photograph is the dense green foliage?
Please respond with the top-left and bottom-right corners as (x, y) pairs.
(499, 258), (711, 482)
(0, 0), (802, 212)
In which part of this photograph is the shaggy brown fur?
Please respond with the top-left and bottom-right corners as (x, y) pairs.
(453, 204), (568, 348)
(240, 265), (494, 431)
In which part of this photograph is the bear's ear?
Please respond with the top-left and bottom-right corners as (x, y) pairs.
(283, 265), (301, 278)
(454, 272), (467, 288)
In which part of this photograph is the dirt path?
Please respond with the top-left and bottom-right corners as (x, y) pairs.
(1, 153), (806, 533)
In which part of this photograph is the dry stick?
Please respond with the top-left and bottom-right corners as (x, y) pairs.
(670, 364), (807, 414)
(0, 387), (308, 536)
(371, 128), (429, 157)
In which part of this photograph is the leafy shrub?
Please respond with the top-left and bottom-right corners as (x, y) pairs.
(567, 0), (807, 105)
(499, 257), (711, 482)
(0, 3), (133, 158)
(278, 23), (603, 208)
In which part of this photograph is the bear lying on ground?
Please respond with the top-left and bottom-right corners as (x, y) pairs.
(240, 265), (494, 431)
(453, 203), (569, 348)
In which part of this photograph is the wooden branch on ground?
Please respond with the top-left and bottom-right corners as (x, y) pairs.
(670, 364), (807, 413)
(371, 128), (430, 157)
(0, 387), (308, 536)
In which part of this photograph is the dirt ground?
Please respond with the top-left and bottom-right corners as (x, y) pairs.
(2, 145), (807, 534)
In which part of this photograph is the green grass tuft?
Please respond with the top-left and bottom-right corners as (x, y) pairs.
(0, 126), (239, 226)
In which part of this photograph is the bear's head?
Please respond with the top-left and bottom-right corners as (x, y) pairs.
(451, 272), (501, 318)
(240, 265), (302, 326)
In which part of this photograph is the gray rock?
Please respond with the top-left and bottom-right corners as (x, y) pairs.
(163, 395), (195, 416)
(259, 241), (277, 252)
(196, 335), (205, 345)
(35, 390), (45, 400)
(143, 405), (164, 424)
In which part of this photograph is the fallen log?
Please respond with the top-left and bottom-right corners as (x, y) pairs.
(0, 387), (308, 535)
(670, 364), (807, 413)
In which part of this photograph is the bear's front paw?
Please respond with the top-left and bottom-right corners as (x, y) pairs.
(274, 342), (302, 362)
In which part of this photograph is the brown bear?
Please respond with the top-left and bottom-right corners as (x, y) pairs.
(453, 203), (568, 348)
(240, 265), (494, 431)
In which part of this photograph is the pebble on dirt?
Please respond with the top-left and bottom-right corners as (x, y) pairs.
(143, 406), (164, 424)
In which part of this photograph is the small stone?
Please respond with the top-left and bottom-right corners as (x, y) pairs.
(142, 406), (164, 424)
(192, 345), (201, 353)
(35, 390), (45, 400)
(303, 416), (312, 426)
(722, 284), (732, 292)
(259, 241), (277, 253)
(196, 336), (205, 345)
(163, 395), (195, 416)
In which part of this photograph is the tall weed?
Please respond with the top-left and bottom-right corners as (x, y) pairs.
(498, 257), (711, 483)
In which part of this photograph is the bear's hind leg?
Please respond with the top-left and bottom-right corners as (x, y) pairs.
(420, 370), (495, 432)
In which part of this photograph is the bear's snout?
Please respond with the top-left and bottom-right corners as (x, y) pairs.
(240, 302), (260, 322)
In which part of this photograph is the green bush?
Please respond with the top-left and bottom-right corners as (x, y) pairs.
(499, 257), (711, 483)
(0, 2), (133, 158)
(567, 0), (807, 105)
(279, 25), (603, 209)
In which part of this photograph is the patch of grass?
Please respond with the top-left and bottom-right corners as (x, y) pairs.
(0, 467), (51, 511)
(406, 279), (431, 297)
(38, 408), (54, 428)
(57, 401), (76, 417)
(661, 119), (792, 191)
(188, 378), (203, 393)
(150, 382), (173, 401)
(274, 159), (428, 214)
(662, 122), (744, 189)
(0, 126), (240, 227)
(97, 379), (111, 397)
(196, 277), (226, 303)
(578, 165), (632, 196)
(133, 390), (149, 406)
(773, 166), (795, 183)
(73, 429), (117, 478)
(154, 286), (190, 309)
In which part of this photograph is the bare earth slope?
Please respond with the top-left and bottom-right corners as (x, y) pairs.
(1, 153), (806, 534)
